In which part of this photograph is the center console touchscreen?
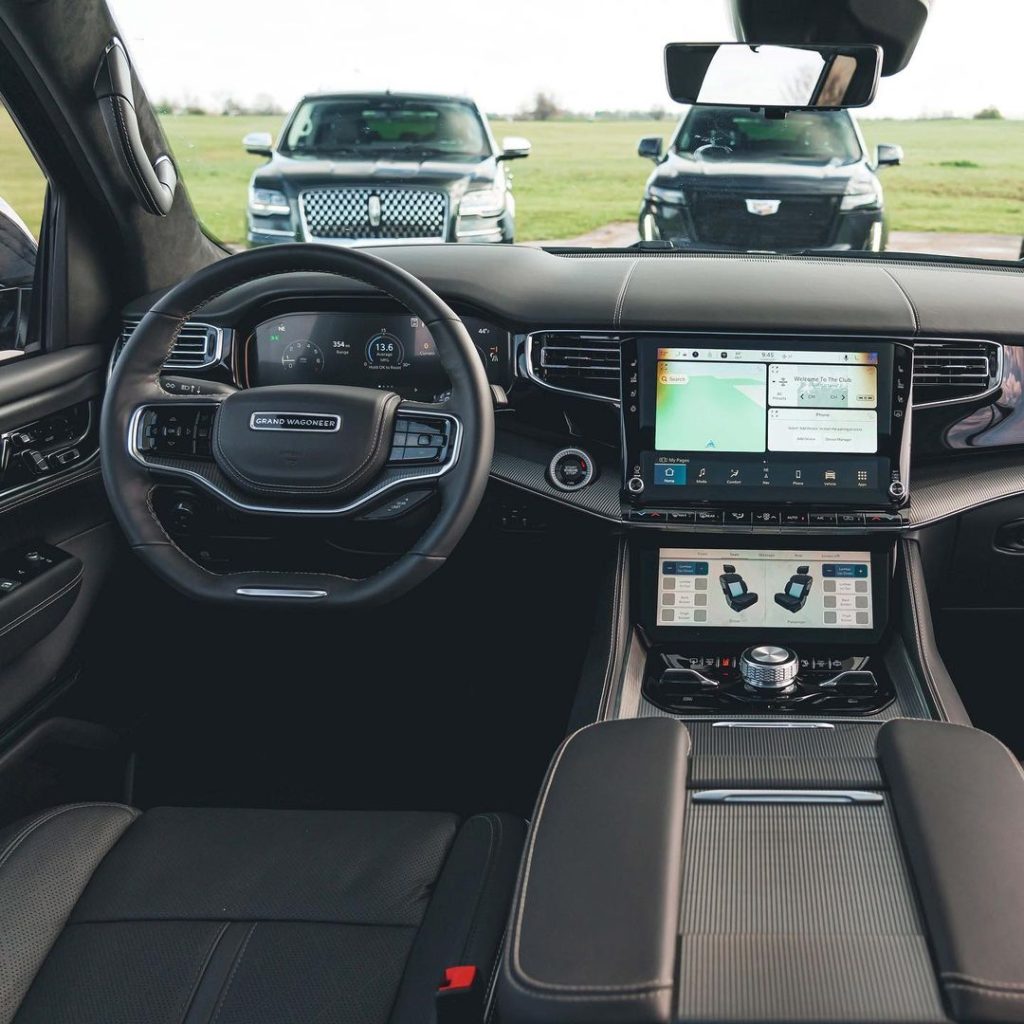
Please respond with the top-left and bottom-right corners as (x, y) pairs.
(622, 337), (912, 507)
(657, 547), (873, 630)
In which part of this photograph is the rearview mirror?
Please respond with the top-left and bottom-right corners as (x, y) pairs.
(664, 42), (881, 110)
(875, 142), (903, 167)
(243, 131), (273, 157)
(638, 136), (664, 161)
(0, 198), (35, 351)
(499, 136), (531, 161)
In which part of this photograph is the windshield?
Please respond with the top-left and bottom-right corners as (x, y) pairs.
(104, 0), (1024, 261)
(675, 108), (862, 166)
(281, 98), (490, 159)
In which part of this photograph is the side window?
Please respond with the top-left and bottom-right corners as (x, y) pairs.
(0, 100), (46, 355)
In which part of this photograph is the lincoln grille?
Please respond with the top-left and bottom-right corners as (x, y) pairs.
(300, 187), (447, 241)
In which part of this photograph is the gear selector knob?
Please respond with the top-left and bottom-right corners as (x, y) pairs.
(740, 645), (799, 690)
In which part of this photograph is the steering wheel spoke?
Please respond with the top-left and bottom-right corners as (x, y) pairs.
(131, 394), (228, 464)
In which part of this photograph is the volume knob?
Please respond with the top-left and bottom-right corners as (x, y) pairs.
(740, 645), (799, 690)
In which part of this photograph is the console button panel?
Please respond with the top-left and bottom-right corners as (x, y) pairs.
(642, 647), (893, 715)
(625, 507), (906, 531)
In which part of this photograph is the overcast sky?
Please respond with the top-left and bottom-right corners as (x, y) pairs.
(108, 0), (1024, 119)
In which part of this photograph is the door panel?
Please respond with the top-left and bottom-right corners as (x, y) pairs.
(0, 346), (112, 729)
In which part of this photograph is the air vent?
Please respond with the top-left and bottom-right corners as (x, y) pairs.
(913, 340), (1001, 406)
(113, 318), (224, 371)
(527, 332), (622, 401)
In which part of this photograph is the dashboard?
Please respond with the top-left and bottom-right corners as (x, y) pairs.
(121, 244), (1024, 540)
(244, 310), (509, 399)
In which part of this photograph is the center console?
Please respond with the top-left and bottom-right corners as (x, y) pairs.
(616, 336), (912, 716)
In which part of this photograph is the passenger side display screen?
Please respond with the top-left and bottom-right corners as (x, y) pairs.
(657, 547), (873, 630)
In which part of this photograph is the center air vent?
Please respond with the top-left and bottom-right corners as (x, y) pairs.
(527, 332), (622, 401)
(113, 318), (224, 372)
(912, 340), (1002, 406)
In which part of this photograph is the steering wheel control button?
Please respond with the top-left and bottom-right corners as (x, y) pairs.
(740, 644), (800, 690)
(138, 406), (218, 460)
(388, 416), (452, 466)
(359, 489), (433, 521)
(548, 448), (595, 491)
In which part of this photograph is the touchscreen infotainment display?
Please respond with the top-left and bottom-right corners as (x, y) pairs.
(656, 547), (873, 630)
(622, 337), (911, 506)
(655, 348), (878, 455)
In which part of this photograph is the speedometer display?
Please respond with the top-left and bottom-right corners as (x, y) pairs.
(249, 311), (509, 398)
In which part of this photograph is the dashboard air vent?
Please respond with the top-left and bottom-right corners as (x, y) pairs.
(114, 318), (223, 371)
(912, 340), (1001, 406)
(527, 332), (621, 401)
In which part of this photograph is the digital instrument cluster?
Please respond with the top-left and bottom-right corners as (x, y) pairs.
(248, 311), (510, 398)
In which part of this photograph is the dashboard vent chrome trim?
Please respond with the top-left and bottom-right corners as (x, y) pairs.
(912, 339), (1002, 408)
(114, 318), (226, 372)
(525, 330), (622, 403)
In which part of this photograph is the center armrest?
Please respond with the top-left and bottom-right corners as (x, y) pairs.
(499, 718), (690, 1024)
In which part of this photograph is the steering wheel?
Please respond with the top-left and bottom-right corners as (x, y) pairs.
(100, 244), (494, 607)
(693, 143), (733, 160)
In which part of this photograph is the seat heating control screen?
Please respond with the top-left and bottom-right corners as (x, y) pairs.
(657, 547), (873, 630)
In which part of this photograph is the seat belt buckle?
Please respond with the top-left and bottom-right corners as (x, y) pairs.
(436, 965), (481, 1024)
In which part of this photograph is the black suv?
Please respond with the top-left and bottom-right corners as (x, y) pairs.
(637, 106), (901, 252)
(245, 92), (530, 247)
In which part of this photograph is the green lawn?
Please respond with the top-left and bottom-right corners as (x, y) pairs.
(2, 107), (1023, 243)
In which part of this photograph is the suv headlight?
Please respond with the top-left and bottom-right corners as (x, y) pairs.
(647, 183), (685, 204)
(840, 182), (880, 211)
(459, 186), (506, 218)
(249, 187), (290, 216)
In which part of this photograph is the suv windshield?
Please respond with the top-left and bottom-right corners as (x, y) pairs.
(282, 97), (490, 159)
(103, 0), (1023, 261)
(676, 108), (862, 166)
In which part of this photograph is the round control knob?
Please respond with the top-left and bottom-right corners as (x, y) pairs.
(627, 475), (645, 494)
(888, 479), (906, 501)
(548, 448), (595, 492)
(739, 645), (800, 690)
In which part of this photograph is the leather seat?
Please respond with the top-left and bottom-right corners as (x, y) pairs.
(0, 803), (525, 1023)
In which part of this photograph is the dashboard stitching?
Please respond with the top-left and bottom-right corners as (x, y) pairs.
(881, 268), (921, 334)
(612, 259), (640, 326)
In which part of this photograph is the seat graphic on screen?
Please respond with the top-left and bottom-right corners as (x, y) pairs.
(719, 564), (759, 612)
(774, 565), (813, 613)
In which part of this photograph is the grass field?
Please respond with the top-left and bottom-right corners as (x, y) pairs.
(2, 107), (1023, 244)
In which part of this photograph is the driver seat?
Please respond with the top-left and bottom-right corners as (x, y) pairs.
(0, 803), (524, 1023)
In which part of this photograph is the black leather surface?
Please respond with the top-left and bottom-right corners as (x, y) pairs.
(211, 385), (400, 498)
(5, 805), (523, 1024)
(0, 803), (138, 1023)
(878, 719), (1024, 1022)
(500, 718), (690, 1024)
(0, 556), (82, 669)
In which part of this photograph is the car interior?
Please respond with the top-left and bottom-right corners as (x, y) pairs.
(1, 1), (1024, 1023)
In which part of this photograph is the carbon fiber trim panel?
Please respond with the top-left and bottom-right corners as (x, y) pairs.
(491, 429), (621, 519)
(677, 800), (946, 1023)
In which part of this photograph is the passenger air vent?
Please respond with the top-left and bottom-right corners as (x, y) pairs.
(912, 340), (1002, 406)
(527, 332), (622, 401)
(113, 318), (224, 372)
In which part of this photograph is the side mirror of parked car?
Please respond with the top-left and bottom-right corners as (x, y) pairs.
(0, 198), (36, 352)
(875, 142), (903, 167)
(499, 136), (531, 161)
(638, 136), (664, 161)
(243, 131), (273, 157)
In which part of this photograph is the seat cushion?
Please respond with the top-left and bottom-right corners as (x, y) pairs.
(1, 804), (524, 1024)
